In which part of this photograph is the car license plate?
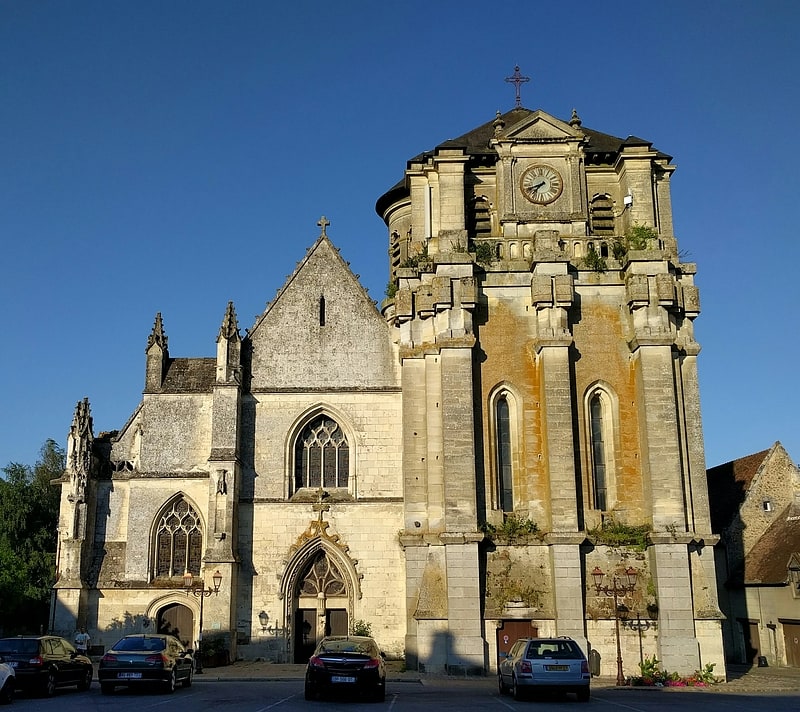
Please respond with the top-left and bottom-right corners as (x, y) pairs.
(546, 665), (569, 671)
(331, 675), (356, 683)
(117, 672), (142, 679)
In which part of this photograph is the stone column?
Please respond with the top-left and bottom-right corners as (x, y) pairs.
(633, 340), (700, 673)
(649, 537), (700, 673)
(548, 537), (588, 652)
(441, 535), (485, 673)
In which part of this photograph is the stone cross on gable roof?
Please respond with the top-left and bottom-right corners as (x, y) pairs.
(317, 215), (330, 237)
(505, 65), (530, 108)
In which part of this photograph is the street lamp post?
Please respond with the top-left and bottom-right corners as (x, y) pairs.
(592, 565), (637, 686)
(183, 569), (223, 674)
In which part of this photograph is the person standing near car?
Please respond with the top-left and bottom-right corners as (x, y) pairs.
(74, 627), (90, 655)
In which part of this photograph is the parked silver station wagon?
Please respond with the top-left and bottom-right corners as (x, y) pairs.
(498, 636), (590, 701)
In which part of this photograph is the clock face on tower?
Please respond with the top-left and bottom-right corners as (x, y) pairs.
(520, 164), (563, 205)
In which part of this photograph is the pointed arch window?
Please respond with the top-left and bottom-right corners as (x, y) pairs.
(495, 394), (514, 512)
(295, 416), (349, 490)
(154, 497), (202, 579)
(587, 388), (617, 512)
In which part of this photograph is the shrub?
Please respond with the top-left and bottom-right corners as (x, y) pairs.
(473, 241), (497, 266)
(350, 619), (373, 637)
(481, 515), (541, 544)
(588, 519), (650, 551)
(583, 245), (607, 272)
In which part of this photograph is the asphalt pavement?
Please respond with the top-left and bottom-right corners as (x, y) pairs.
(179, 660), (799, 693)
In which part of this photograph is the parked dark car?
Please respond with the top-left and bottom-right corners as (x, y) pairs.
(0, 656), (15, 704)
(305, 635), (386, 701)
(498, 636), (590, 701)
(98, 634), (193, 694)
(0, 636), (92, 697)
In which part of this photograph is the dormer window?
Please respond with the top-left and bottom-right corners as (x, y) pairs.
(763, 499), (773, 512)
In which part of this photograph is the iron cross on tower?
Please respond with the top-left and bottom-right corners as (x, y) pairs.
(505, 65), (530, 108)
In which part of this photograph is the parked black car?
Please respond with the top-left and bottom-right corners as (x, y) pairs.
(305, 635), (386, 702)
(0, 636), (93, 697)
(98, 634), (193, 694)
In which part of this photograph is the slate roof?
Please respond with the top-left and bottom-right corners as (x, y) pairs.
(431, 107), (661, 161)
(707, 448), (771, 533)
(159, 358), (216, 393)
(375, 107), (670, 216)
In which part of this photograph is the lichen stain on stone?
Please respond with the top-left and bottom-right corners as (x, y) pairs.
(476, 299), (546, 516)
(573, 300), (643, 516)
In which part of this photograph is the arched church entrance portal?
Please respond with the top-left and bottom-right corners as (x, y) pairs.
(157, 602), (193, 648)
(292, 550), (350, 662)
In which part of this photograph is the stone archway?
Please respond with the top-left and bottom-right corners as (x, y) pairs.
(293, 550), (350, 662)
(157, 602), (194, 648)
(280, 493), (363, 663)
(146, 594), (197, 650)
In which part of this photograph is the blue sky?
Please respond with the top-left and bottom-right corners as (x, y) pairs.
(1, 0), (798, 471)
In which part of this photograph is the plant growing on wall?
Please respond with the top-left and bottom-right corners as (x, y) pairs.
(385, 281), (398, 299)
(481, 514), (541, 544)
(612, 223), (658, 262)
(583, 245), (607, 272)
(588, 519), (651, 551)
(485, 549), (544, 612)
(399, 243), (429, 270)
(472, 240), (497, 266)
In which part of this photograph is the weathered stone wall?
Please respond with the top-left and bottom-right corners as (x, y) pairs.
(139, 394), (213, 472)
(246, 392), (402, 500)
(248, 237), (399, 391)
(242, 500), (406, 660)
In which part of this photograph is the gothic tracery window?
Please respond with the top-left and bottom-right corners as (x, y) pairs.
(300, 551), (347, 596)
(155, 498), (202, 578)
(295, 416), (349, 490)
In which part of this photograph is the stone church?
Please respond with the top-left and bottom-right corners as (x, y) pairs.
(52, 104), (725, 677)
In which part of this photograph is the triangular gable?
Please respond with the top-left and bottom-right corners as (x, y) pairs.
(249, 234), (378, 336)
(499, 109), (583, 142)
(707, 446), (772, 531)
(738, 502), (800, 584)
(247, 233), (398, 390)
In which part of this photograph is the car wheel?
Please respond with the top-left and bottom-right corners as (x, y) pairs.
(304, 683), (315, 701)
(183, 667), (193, 688)
(100, 683), (114, 695)
(41, 670), (57, 697)
(498, 673), (506, 695)
(77, 667), (93, 691)
(511, 675), (525, 701)
(163, 670), (177, 694)
(0, 679), (14, 704)
(577, 687), (590, 702)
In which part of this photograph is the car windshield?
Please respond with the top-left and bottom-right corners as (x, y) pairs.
(319, 639), (375, 655)
(526, 641), (582, 659)
(0, 639), (38, 655)
(114, 637), (166, 652)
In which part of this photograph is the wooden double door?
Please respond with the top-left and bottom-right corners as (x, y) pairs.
(294, 607), (348, 663)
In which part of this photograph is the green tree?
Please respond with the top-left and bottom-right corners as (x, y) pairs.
(0, 439), (64, 634)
